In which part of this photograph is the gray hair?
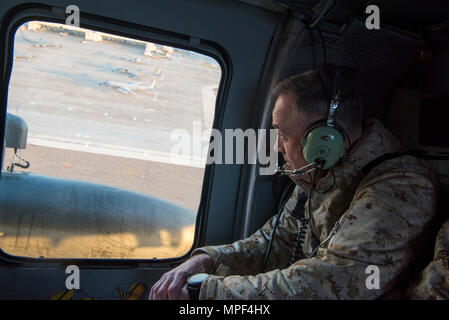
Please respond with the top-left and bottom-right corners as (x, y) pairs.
(272, 65), (364, 130)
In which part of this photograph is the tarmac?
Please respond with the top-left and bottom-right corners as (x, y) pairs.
(5, 24), (221, 213)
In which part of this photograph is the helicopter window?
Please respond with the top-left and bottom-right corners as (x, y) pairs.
(1, 21), (221, 259)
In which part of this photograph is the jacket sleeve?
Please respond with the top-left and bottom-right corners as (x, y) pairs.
(191, 186), (305, 276)
(198, 158), (439, 299)
(407, 219), (449, 300)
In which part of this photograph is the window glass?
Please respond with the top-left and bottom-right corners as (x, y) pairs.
(1, 21), (221, 259)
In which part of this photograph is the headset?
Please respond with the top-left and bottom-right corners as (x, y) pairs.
(302, 64), (350, 169)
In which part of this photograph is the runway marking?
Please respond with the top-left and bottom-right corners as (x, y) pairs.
(28, 134), (205, 168)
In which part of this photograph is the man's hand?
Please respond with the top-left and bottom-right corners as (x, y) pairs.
(149, 253), (213, 300)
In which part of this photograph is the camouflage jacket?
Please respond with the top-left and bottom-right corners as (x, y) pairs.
(407, 219), (449, 299)
(192, 119), (439, 299)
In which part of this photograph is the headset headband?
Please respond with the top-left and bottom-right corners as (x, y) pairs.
(327, 69), (342, 127)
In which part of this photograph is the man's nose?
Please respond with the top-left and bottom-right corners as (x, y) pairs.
(275, 135), (284, 154)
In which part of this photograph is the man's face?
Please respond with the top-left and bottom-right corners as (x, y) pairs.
(272, 93), (322, 171)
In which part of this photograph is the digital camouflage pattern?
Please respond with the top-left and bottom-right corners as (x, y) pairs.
(191, 119), (439, 299)
(407, 219), (449, 299)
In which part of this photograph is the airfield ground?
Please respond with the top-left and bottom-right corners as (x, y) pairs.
(5, 24), (221, 213)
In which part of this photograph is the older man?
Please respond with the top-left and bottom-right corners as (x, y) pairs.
(150, 64), (439, 300)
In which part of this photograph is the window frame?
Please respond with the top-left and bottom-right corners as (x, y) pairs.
(0, 5), (230, 267)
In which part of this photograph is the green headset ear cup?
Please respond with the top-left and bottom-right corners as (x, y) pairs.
(302, 125), (345, 169)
